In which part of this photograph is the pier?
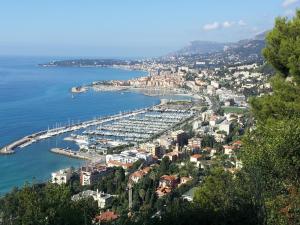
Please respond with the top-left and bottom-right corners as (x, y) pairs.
(0, 108), (148, 155)
(50, 148), (105, 162)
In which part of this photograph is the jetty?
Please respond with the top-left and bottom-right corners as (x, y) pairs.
(50, 148), (92, 160)
(50, 148), (106, 162)
(0, 108), (148, 155)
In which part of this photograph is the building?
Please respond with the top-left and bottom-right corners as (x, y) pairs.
(80, 165), (112, 186)
(159, 175), (179, 188)
(51, 168), (72, 185)
(157, 136), (172, 150)
(95, 211), (119, 224)
(163, 151), (181, 162)
(129, 167), (151, 183)
(106, 149), (153, 169)
(156, 175), (179, 198)
(223, 145), (235, 155)
(188, 138), (202, 150)
(218, 121), (232, 135)
(190, 154), (203, 163)
(106, 160), (133, 170)
(209, 115), (223, 127)
(139, 143), (161, 157)
(72, 190), (113, 209)
(171, 130), (188, 147)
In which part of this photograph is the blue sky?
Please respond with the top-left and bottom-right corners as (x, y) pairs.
(0, 0), (299, 57)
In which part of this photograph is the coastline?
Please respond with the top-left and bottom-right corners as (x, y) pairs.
(0, 57), (161, 195)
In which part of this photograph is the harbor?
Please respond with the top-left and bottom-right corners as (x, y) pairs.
(0, 104), (194, 156)
(0, 107), (148, 155)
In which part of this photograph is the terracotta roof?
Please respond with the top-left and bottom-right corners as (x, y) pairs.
(233, 140), (242, 146)
(95, 211), (119, 222)
(191, 154), (203, 159)
(108, 160), (133, 168)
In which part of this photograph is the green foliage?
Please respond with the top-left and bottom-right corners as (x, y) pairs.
(241, 117), (300, 224)
(249, 75), (300, 122)
(0, 183), (98, 225)
(263, 10), (300, 83)
(201, 135), (215, 148)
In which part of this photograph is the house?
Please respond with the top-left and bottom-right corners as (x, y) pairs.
(159, 175), (179, 188)
(190, 154), (203, 163)
(106, 149), (153, 167)
(163, 150), (182, 162)
(209, 115), (223, 127)
(80, 165), (112, 186)
(51, 168), (72, 185)
(95, 211), (119, 223)
(107, 160), (133, 170)
(129, 167), (151, 183)
(71, 190), (113, 209)
(223, 145), (235, 155)
(232, 140), (242, 148)
(188, 138), (202, 150)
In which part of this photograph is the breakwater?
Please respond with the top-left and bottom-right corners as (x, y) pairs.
(0, 108), (148, 155)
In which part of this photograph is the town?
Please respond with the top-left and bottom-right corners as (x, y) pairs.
(44, 43), (273, 223)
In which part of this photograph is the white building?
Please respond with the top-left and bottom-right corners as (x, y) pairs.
(218, 121), (232, 135)
(51, 168), (72, 185)
(72, 190), (113, 209)
(106, 149), (153, 166)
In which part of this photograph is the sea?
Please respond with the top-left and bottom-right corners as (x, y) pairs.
(0, 56), (160, 195)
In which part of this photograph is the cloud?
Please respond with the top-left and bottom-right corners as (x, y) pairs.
(203, 22), (220, 31)
(238, 20), (247, 26)
(222, 21), (235, 28)
(203, 20), (246, 31)
(282, 0), (299, 7)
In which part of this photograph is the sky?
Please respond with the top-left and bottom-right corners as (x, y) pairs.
(0, 0), (299, 58)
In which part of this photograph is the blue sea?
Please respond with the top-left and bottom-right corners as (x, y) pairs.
(0, 56), (160, 195)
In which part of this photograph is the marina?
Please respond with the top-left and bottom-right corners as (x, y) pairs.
(82, 108), (193, 148)
(0, 105), (194, 157)
(0, 108), (148, 155)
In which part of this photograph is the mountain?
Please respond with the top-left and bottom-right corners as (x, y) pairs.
(170, 32), (267, 58)
(171, 41), (229, 56)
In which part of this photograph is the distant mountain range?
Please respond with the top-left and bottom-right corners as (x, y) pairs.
(169, 31), (268, 57)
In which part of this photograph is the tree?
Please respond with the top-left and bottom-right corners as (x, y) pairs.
(159, 157), (170, 175)
(241, 117), (300, 225)
(249, 75), (300, 122)
(263, 10), (300, 84)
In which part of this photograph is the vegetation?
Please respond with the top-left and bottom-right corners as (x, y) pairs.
(0, 183), (98, 225)
(1, 9), (300, 225)
(263, 10), (300, 84)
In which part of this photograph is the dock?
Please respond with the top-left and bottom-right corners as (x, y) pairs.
(0, 108), (148, 155)
(50, 148), (92, 160)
